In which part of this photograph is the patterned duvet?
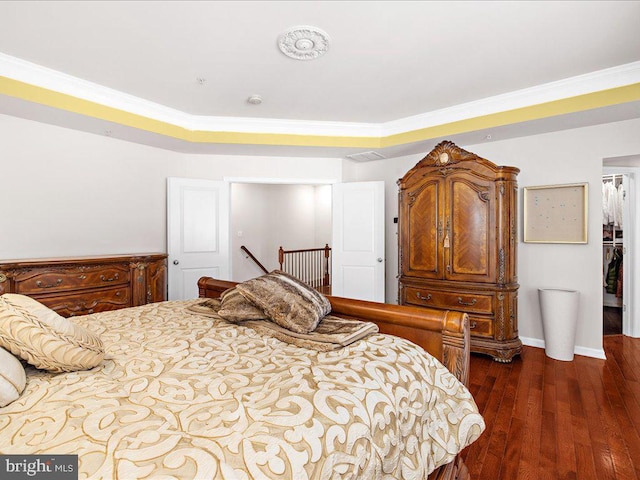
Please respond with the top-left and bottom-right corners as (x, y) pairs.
(0, 300), (485, 479)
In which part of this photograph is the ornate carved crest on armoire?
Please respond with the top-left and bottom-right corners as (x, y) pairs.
(398, 141), (522, 362)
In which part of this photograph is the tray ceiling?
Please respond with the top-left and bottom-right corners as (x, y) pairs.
(0, 1), (639, 157)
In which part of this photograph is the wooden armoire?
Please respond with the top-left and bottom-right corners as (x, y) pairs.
(398, 141), (521, 362)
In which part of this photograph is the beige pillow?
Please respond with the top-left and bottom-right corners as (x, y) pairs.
(0, 346), (26, 407)
(236, 270), (331, 334)
(217, 288), (267, 323)
(0, 294), (104, 373)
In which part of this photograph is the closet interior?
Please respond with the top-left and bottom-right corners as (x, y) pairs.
(603, 174), (623, 335)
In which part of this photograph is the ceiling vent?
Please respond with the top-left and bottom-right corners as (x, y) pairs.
(345, 151), (386, 162)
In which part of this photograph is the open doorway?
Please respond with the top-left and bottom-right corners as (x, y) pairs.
(168, 177), (386, 302)
(602, 173), (624, 335)
(228, 178), (386, 302)
(603, 157), (640, 338)
(230, 182), (332, 283)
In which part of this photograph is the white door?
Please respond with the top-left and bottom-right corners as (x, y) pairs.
(167, 178), (230, 300)
(331, 181), (385, 302)
(621, 173), (635, 336)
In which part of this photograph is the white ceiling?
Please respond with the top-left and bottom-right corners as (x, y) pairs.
(0, 1), (639, 157)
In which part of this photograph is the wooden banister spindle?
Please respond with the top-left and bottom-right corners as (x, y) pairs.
(278, 246), (284, 270)
(278, 245), (331, 292)
(323, 244), (330, 287)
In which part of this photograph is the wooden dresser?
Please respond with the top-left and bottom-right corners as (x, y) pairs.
(398, 141), (521, 362)
(0, 254), (167, 317)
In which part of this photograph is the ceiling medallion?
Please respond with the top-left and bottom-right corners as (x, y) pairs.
(278, 26), (330, 61)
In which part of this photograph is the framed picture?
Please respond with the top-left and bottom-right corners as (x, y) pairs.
(523, 183), (588, 243)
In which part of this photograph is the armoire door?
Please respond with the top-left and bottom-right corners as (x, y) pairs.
(400, 177), (444, 280)
(444, 174), (497, 284)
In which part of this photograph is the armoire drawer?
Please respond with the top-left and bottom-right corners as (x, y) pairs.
(468, 316), (493, 338)
(13, 266), (130, 294)
(404, 286), (494, 314)
(35, 286), (131, 317)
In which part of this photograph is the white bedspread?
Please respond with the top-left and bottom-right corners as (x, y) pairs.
(0, 300), (485, 479)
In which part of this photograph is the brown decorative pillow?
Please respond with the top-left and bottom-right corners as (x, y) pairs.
(185, 298), (223, 318)
(217, 288), (267, 323)
(0, 294), (104, 373)
(236, 270), (331, 334)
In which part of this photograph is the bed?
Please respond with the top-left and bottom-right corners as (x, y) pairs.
(0, 274), (484, 480)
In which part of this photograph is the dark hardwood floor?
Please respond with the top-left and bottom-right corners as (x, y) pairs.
(604, 306), (623, 335)
(462, 336), (640, 480)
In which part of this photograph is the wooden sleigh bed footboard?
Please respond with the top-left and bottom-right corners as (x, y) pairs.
(198, 276), (472, 480)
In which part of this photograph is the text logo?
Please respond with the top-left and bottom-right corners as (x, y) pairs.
(0, 455), (78, 479)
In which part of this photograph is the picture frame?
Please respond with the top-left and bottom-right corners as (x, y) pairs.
(523, 183), (588, 244)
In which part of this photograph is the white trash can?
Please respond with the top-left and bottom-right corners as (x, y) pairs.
(538, 288), (580, 361)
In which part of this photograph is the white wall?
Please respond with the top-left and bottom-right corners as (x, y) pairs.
(0, 114), (342, 260)
(230, 183), (272, 281)
(231, 183), (331, 282)
(314, 185), (332, 248)
(345, 117), (640, 358)
(4, 111), (640, 357)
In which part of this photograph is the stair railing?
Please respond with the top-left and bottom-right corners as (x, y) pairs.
(278, 244), (331, 293)
(240, 245), (269, 274)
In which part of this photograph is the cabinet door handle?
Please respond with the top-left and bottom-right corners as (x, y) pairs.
(457, 297), (477, 306)
(416, 292), (432, 301)
(36, 279), (62, 288)
(442, 219), (450, 248)
(100, 273), (119, 282)
(470, 321), (477, 329)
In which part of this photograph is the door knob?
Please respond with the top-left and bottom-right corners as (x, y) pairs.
(377, 258), (383, 262)
(173, 260), (180, 265)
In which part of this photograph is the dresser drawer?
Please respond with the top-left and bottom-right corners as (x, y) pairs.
(35, 286), (131, 317)
(468, 316), (493, 338)
(13, 266), (130, 294)
(404, 286), (494, 314)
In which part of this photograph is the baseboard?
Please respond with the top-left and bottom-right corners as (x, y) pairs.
(574, 345), (607, 360)
(520, 336), (607, 360)
(520, 336), (545, 349)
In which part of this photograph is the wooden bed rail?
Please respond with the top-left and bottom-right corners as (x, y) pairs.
(197, 276), (470, 386)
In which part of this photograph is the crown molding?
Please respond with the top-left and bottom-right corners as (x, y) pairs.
(0, 52), (381, 139)
(0, 52), (192, 127)
(0, 52), (639, 148)
(383, 61), (640, 137)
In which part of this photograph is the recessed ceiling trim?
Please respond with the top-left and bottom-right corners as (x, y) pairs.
(1, 52), (639, 138)
(0, 52), (639, 149)
(1, 73), (639, 150)
(383, 61), (640, 136)
(0, 52), (191, 127)
(382, 83), (640, 147)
